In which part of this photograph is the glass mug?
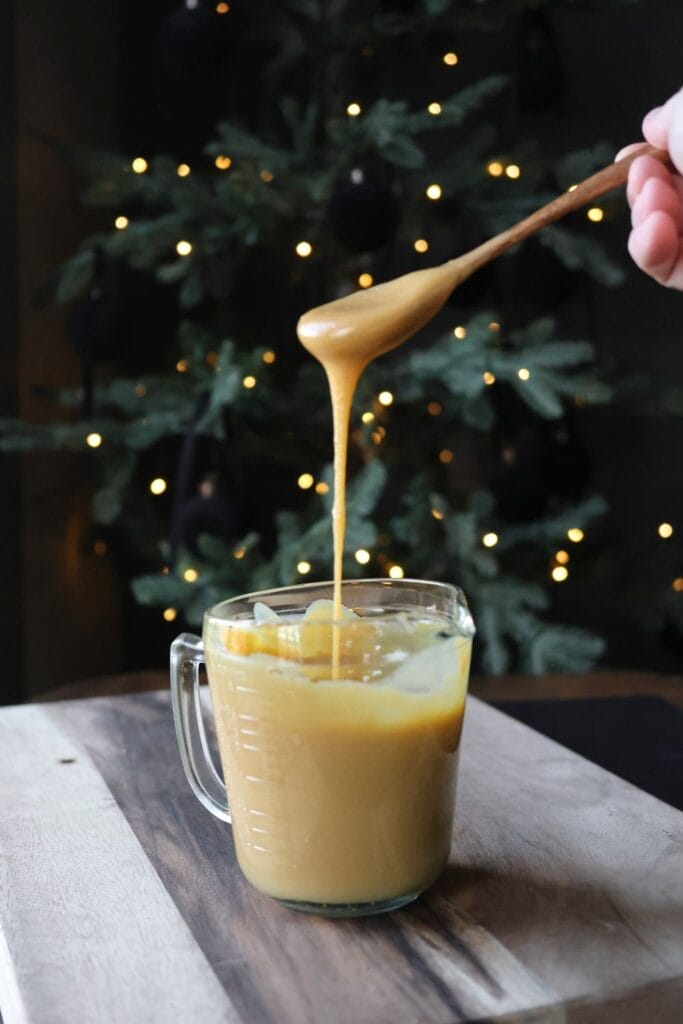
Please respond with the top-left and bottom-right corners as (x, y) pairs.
(170, 578), (475, 917)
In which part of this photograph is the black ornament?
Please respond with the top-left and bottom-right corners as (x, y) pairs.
(328, 170), (399, 253)
(177, 473), (239, 557)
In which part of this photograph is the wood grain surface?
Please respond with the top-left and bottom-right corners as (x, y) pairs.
(1, 691), (681, 1023)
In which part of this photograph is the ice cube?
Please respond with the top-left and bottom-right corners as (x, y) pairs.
(253, 601), (282, 625)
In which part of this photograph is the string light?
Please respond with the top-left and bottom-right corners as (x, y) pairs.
(214, 155), (232, 170)
(388, 564), (405, 579)
(205, 351), (218, 368)
(552, 566), (569, 582)
(216, 2), (230, 12)
(555, 550), (570, 565)
(378, 391), (393, 406)
(176, 240), (192, 256)
(86, 432), (102, 448)
(183, 568), (199, 583)
(439, 449), (454, 464)
(482, 532), (498, 548)
(567, 184), (578, 192)
(414, 238), (429, 253)
(163, 608), (177, 622)
(93, 540), (107, 556)
(131, 157), (148, 174)
(361, 411), (374, 424)
(346, 102), (362, 117)
(297, 560), (312, 575)
(262, 350), (276, 364)
(242, 375), (257, 389)
(115, 215), (129, 230)
(295, 240), (313, 257)
(453, 326), (466, 339)
(489, 321), (501, 331)
(587, 207), (604, 223)
(234, 546), (246, 560)
(567, 527), (584, 543)
(658, 522), (674, 539)
(426, 183), (442, 200)
(176, 359), (189, 373)
(442, 52), (458, 66)
(176, 163), (191, 177)
(150, 478), (167, 495)
(315, 481), (329, 495)
(517, 368), (531, 381)
(358, 273), (373, 288)
(134, 383), (147, 397)
(161, 566), (170, 575)
(427, 401), (442, 416)
(260, 169), (274, 183)
(505, 164), (521, 179)
(487, 160), (504, 177)
(431, 508), (444, 521)
(673, 578), (683, 592)
(298, 473), (314, 490)
(355, 549), (371, 565)
(483, 371), (496, 385)
(428, 102), (442, 115)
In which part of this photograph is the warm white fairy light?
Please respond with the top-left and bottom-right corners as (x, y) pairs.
(453, 326), (466, 339)
(567, 527), (584, 543)
(260, 169), (274, 183)
(428, 102), (442, 115)
(439, 449), (454, 464)
(443, 52), (458, 66)
(242, 375), (257, 389)
(298, 473), (314, 490)
(163, 608), (177, 622)
(414, 238), (429, 253)
(177, 163), (191, 177)
(673, 577), (683, 592)
(355, 549), (371, 565)
(86, 432), (102, 448)
(505, 164), (521, 179)
(489, 321), (501, 331)
(426, 183), (442, 200)
(176, 240), (192, 256)
(150, 477), (167, 495)
(233, 546), (246, 560)
(131, 156), (148, 174)
(295, 240), (313, 257)
(568, 184), (578, 192)
(388, 564), (405, 579)
(555, 550), (570, 565)
(587, 207), (604, 223)
(216, 2), (230, 12)
(517, 368), (531, 381)
(176, 359), (189, 373)
(262, 350), (276, 364)
(483, 371), (496, 385)
(658, 522), (674, 539)
(552, 566), (569, 582)
(183, 568), (199, 583)
(487, 160), (504, 177)
(358, 273), (373, 288)
(427, 401), (442, 416)
(93, 540), (107, 556)
(378, 391), (393, 406)
(361, 411), (374, 424)
(346, 102), (362, 117)
(315, 481), (329, 495)
(115, 215), (129, 230)
(482, 532), (498, 548)
(215, 155), (232, 170)
(297, 560), (312, 575)
(431, 508), (444, 521)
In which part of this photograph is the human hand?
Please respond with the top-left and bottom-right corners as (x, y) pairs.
(617, 88), (683, 288)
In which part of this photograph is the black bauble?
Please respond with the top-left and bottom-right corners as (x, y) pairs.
(328, 172), (399, 253)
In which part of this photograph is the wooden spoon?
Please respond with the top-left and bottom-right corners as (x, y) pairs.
(298, 144), (668, 368)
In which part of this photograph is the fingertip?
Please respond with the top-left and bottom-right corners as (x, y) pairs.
(628, 210), (680, 281)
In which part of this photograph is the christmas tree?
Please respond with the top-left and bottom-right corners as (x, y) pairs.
(3, 0), (664, 675)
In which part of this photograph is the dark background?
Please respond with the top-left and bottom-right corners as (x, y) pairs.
(2, 0), (682, 701)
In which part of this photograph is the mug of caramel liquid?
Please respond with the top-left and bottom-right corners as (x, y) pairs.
(170, 578), (474, 917)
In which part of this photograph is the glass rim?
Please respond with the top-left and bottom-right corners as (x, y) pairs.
(204, 577), (475, 636)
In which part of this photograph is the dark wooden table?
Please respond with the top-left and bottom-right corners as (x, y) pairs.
(2, 690), (682, 1023)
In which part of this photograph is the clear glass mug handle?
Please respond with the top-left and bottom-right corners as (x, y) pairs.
(170, 633), (231, 823)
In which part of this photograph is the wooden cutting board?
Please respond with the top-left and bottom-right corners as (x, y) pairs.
(0, 691), (681, 1023)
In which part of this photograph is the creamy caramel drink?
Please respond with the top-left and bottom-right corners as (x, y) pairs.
(195, 579), (474, 913)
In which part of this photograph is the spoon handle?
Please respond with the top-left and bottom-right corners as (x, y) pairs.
(461, 144), (669, 274)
